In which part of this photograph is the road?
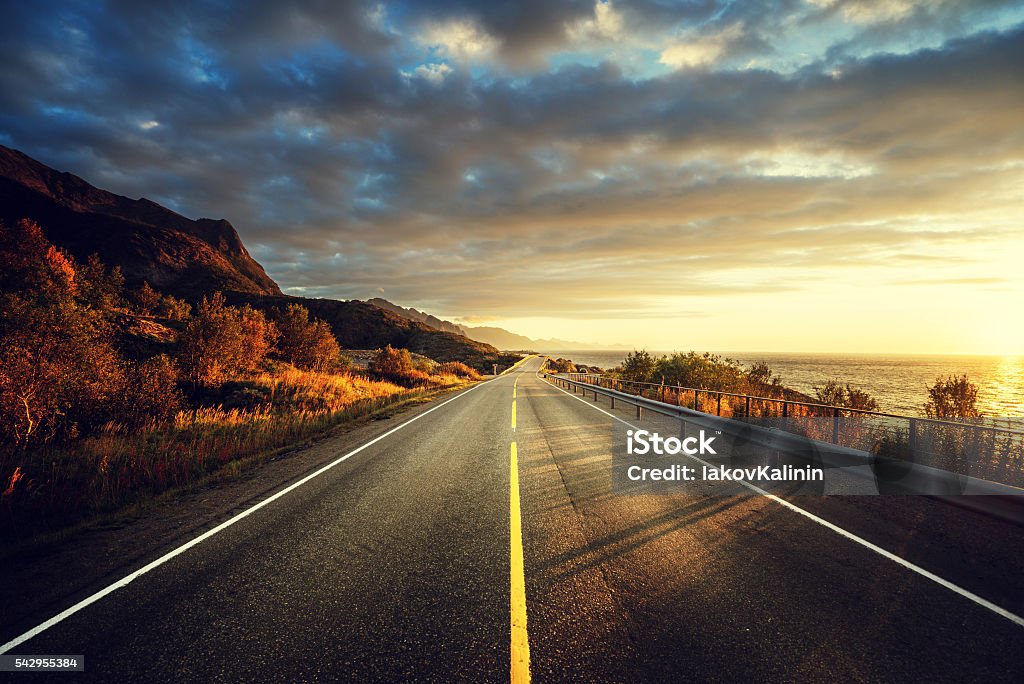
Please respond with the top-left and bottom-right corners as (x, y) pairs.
(2, 356), (1023, 681)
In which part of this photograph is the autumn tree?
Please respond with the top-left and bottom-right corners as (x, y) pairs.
(132, 281), (162, 316)
(272, 303), (341, 373)
(176, 293), (278, 387)
(0, 220), (125, 444)
(79, 254), (126, 311)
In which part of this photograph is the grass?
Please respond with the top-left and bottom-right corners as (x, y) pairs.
(0, 366), (474, 544)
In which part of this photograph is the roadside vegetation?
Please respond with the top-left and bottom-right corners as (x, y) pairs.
(550, 349), (988, 421)
(0, 219), (482, 542)
(546, 350), (1023, 483)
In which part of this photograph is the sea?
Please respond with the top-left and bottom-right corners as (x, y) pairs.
(541, 350), (1024, 417)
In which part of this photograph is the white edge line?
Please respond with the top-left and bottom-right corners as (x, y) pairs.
(543, 375), (1024, 629)
(0, 377), (498, 654)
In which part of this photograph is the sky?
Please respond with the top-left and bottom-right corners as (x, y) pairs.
(1, 0), (1022, 354)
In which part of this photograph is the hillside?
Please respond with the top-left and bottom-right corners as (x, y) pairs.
(367, 298), (466, 336)
(230, 294), (516, 370)
(0, 145), (280, 300)
(0, 146), (517, 371)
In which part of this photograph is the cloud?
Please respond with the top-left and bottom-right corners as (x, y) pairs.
(566, 1), (625, 43)
(659, 23), (745, 69)
(402, 62), (453, 85)
(416, 17), (498, 61)
(0, 0), (1021, 327)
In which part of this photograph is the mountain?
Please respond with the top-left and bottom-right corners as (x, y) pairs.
(367, 298), (466, 336)
(463, 326), (611, 351)
(458, 326), (531, 349)
(0, 145), (280, 300)
(365, 297), (606, 351)
(0, 146), (518, 371)
(229, 294), (513, 369)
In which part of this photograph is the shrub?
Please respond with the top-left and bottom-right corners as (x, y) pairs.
(545, 357), (577, 374)
(157, 293), (192, 321)
(814, 380), (879, 412)
(117, 355), (184, 427)
(924, 374), (981, 419)
(654, 351), (746, 392)
(176, 293), (279, 388)
(620, 350), (655, 381)
(371, 345), (414, 376)
(368, 346), (443, 387)
(272, 303), (341, 373)
(132, 281), (162, 316)
(747, 361), (783, 394)
(437, 361), (482, 380)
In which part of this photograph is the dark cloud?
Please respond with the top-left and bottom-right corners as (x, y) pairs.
(0, 1), (1021, 321)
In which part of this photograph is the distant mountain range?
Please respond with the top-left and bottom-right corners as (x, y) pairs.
(0, 145), (515, 370)
(367, 298), (466, 336)
(365, 298), (610, 351)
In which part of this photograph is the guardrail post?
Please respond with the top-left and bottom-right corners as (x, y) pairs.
(833, 407), (840, 445)
(909, 418), (917, 454)
(610, 395), (615, 409)
(636, 404), (642, 420)
(745, 396), (751, 417)
(717, 393), (722, 416)
(679, 417), (686, 439)
(694, 390), (700, 411)
(593, 389), (598, 401)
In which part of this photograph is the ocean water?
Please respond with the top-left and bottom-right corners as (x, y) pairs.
(542, 350), (1024, 416)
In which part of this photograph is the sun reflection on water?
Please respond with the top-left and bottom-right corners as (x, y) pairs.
(983, 355), (1024, 417)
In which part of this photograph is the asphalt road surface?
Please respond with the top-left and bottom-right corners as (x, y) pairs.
(2, 356), (1023, 682)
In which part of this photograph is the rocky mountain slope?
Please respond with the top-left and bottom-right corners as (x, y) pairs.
(0, 145), (280, 299)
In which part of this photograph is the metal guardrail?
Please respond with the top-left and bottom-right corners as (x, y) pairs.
(565, 372), (1024, 435)
(557, 372), (1024, 489)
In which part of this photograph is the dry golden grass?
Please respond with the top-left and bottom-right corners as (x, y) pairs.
(1, 366), (474, 540)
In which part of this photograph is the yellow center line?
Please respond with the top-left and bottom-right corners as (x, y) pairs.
(510, 439), (531, 684)
(512, 376), (518, 431)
